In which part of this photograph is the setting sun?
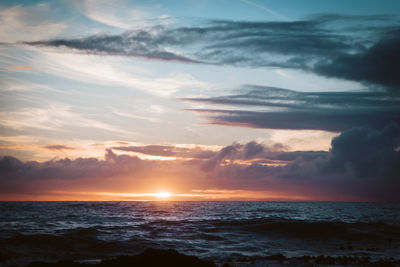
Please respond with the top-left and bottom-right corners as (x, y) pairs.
(154, 192), (172, 199)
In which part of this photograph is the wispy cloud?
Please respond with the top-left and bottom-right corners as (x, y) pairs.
(239, 0), (289, 21)
(0, 135), (131, 161)
(21, 50), (207, 97)
(0, 3), (67, 42)
(110, 107), (162, 123)
(0, 78), (54, 92)
(6, 65), (34, 72)
(0, 104), (129, 135)
(42, 145), (77, 151)
(73, 0), (168, 30)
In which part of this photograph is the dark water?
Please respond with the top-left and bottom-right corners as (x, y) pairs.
(1, 202), (399, 266)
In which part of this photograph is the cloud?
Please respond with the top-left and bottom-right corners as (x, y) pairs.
(74, 0), (139, 29)
(313, 30), (400, 89)
(114, 145), (217, 159)
(24, 14), (400, 89)
(0, 149), (195, 195)
(322, 123), (400, 180)
(184, 85), (400, 132)
(73, 0), (167, 30)
(42, 145), (77, 151)
(239, 0), (289, 21)
(22, 51), (207, 97)
(199, 124), (400, 200)
(27, 31), (200, 63)
(0, 104), (129, 135)
(2, 124), (398, 201)
(199, 141), (323, 172)
(6, 66), (34, 72)
(0, 149), (138, 182)
(0, 4), (67, 42)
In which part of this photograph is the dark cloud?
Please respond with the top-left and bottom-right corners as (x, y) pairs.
(114, 145), (216, 159)
(27, 32), (200, 63)
(243, 141), (264, 159)
(200, 124), (400, 200)
(25, 14), (400, 89)
(116, 145), (178, 156)
(294, 123), (400, 201)
(200, 142), (289, 171)
(1, 125), (399, 200)
(313, 30), (400, 89)
(184, 85), (400, 131)
(0, 149), (139, 183)
(323, 123), (400, 180)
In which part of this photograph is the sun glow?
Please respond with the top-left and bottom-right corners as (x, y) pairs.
(154, 191), (172, 199)
(46, 189), (310, 201)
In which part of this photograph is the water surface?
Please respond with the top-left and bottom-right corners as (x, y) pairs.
(1, 201), (399, 266)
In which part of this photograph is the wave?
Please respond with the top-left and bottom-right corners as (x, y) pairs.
(2, 201), (400, 267)
(3, 218), (398, 244)
(1, 219), (400, 267)
(4, 227), (102, 251)
(210, 218), (400, 241)
(254, 208), (296, 213)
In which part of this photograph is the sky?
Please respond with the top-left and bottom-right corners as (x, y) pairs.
(0, 0), (399, 201)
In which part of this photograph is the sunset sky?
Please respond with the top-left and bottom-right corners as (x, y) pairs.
(1, 0), (399, 201)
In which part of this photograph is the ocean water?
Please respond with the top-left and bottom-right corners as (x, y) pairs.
(1, 201), (399, 266)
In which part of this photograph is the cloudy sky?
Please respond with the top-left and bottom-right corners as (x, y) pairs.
(1, 0), (399, 201)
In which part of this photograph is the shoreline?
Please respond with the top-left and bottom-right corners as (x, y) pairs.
(15, 248), (400, 267)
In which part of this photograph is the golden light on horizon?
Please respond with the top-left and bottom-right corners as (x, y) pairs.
(153, 191), (172, 199)
(34, 189), (313, 202)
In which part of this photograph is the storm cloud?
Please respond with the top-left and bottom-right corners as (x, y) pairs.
(26, 14), (400, 89)
(185, 85), (400, 131)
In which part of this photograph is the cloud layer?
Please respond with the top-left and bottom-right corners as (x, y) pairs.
(26, 14), (400, 89)
(1, 124), (399, 201)
(184, 85), (400, 132)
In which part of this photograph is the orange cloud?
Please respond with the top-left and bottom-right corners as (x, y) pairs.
(42, 145), (77, 151)
(7, 66), (34, 71)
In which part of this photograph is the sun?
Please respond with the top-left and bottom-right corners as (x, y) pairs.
(154, 191), (172, 199)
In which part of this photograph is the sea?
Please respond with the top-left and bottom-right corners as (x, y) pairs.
(0, 201), (399, 266)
